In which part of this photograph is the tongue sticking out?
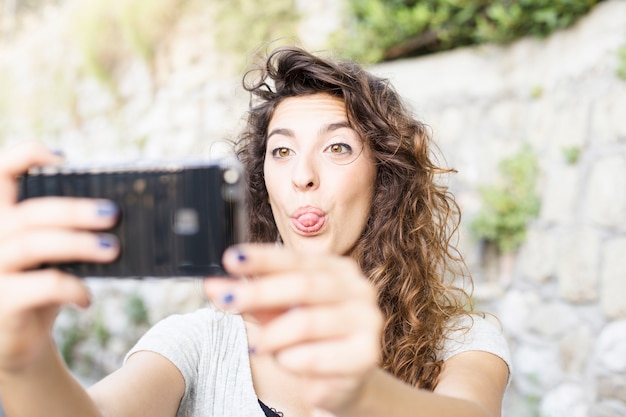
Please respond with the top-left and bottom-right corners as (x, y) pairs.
(293, 212), (325, 234)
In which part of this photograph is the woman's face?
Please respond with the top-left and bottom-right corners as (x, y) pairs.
(263, 93), (377, 256)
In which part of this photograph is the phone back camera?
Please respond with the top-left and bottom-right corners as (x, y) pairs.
(173, 208), (200, 235)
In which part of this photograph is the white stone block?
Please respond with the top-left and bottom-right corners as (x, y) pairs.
(589, 85), (626, 144)
(518, 228), (559, 283)
(559, 325), (593, 377)
(540, 383), (590, 417)
(540, 165), (580, 225)
(595, 319), (626, 374)
(586, 156), (626, 228)
(514, 343), (564, 396)
(498, 290), (540, 339)
(557, 228), (600, 302)
(591, 400), (626, 417)
(601, 238), (626, 318)
(527, 302), (579, 337)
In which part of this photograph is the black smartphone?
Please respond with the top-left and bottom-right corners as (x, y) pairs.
(18, 159), (246, 278)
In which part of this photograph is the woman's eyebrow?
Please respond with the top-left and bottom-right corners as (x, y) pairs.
(267, 121), (353, 140)
(267, 127), (294, 139)
(319, 121), (353, 135)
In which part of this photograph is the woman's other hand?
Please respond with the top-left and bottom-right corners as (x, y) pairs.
(204, 243), (383, 414)
(0, 142), (119, 374)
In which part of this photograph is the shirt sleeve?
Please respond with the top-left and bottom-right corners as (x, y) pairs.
(440, 314), (513, 382)
(124, 309), (213, 400)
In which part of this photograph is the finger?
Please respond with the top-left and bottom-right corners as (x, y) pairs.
(0, 230), (119, 273)
(253, 304), (362, 354)
(253, 300), (383, 354)
(0, 142), (63, 207)
(0, 269), (91, 311)
(207, 270), (373, 313)
(273, 335), (379, 377)
(202, 277), (242, 301)
(0, 198), (119, 237)
(222, 244), (353, 277)
(213, 246), (372, 311)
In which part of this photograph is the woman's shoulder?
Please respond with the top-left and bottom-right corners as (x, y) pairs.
(154, 306), (236, 328)
(440, 313), (512, 371)
(124, 306), (245, 362)
(124, 307), (254, 414)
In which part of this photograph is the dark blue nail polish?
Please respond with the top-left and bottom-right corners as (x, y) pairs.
(222, 292), (235, 304)
(235, 249), (246, 262)
(51, 149), (65, 157)
(98, 234), (118, 249)
(97, 201), (119, 218)
(248, 346), (256, 355)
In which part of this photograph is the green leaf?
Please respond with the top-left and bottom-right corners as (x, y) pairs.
(470, 145), (541, 253)
(332, 0), (601, 62)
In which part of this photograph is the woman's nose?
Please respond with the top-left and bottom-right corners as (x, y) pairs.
(291, 156), (318, 191)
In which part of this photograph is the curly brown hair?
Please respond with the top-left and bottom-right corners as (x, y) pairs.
(235, 46), (473, 390)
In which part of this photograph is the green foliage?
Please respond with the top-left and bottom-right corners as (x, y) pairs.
(562, 145), (581, 165)
(331, 0), (603, 63)
(524, 394), (542, 417)
(57, 308), (111, 365)
(7, 0), (57, 15)
(93, 311), (111, 347)
(212, 0), (300, 70)
(470, 145), (541, 253)
(70, 0), (125, 96)
(125, 294), (149, 326)
(116, 0), (190, 67)
(54, 309), (79, 367)
(617, 45), (626, 80)
(69, 0), (191, 97)
(66, 0), (300, 95)
(58, 323), (86, 368)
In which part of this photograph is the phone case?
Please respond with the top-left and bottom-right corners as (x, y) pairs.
(18, 160), (246, 278)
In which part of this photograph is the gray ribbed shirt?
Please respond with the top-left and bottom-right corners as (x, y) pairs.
(125, 308), (511, 417)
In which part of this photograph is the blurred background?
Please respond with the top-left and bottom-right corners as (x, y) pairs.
(1, 1), (625, 416)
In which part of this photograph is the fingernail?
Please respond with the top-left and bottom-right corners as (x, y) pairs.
(98, 234), (118, 249)
(234, 248), (246, 262)
(83, 290), (93, 308)
(97, 201), (119, 218)
(222, 292), (235, 304)
(248, 346), (257, 355)
(49, 149), (65, 166)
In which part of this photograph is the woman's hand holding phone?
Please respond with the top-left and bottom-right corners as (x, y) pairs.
(204, 244), (384, 415)
(0, 142), (119, 375)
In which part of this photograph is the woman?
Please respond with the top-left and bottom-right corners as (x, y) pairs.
(0, 47), (509, 417)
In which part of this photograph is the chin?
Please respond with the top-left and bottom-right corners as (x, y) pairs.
(287, 235), (339, 255)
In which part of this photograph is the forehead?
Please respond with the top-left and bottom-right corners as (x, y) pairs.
(269, 94), (348, 128)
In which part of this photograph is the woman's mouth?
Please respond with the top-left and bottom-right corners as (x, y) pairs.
(291, 206), (326, 235)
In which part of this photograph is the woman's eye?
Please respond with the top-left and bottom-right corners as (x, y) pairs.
(326, 143), (352, 155)
(271, 147), (292, 158)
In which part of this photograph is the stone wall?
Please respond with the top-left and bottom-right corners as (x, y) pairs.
(374, 3), (626, 416)
(1, 2), (625, 417)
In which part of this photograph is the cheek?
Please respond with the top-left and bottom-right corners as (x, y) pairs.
(263, 167), (280, 204)
(263, 169), (289, 230)
(356, 163), (377, 204)
(343, 176), (375, 223)
(263, 162), (276, 195)
(354, 170), (376, 227)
